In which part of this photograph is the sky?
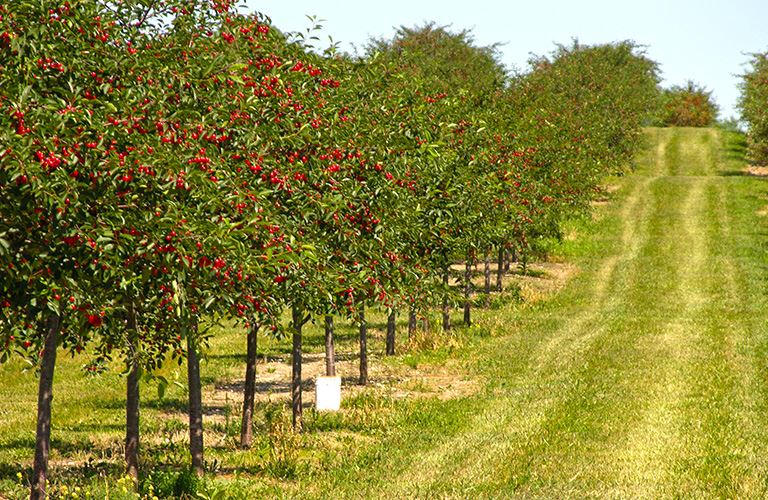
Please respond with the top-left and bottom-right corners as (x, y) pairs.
(246, 0), (768, 120)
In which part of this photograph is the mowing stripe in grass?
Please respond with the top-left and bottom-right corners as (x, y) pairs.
(385, 137), (663, 496)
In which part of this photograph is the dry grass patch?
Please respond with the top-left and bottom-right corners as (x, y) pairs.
(392, 361), (479, 402)
(457, 258), (577, 303)
(745, 165), (768, 177)
(204, 341), (479, 428)
(514, 261), (578, 303)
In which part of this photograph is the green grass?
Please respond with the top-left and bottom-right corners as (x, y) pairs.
(2, 127), (768, 498)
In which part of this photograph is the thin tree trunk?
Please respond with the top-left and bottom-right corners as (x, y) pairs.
(240, 322), (258, 449)
(125, 303), (140, 482)
(31, 315), (60, 500)
(187, 325), (204, 476)
(408, 308), (417, 340)
(421, 314), (430, 333)
(464, 258), (472, 326)
(324, 315), (336, 377)
(291, 306), (303, 431)
(442, 267), (451, 331)
(386, 310), (396, 356)
(484, 249), (491, 307)
(521, 249), (528, 273)
(358, 304), (368, 385)
(511, 246), (518, 263)
(496, 247), (504, 292)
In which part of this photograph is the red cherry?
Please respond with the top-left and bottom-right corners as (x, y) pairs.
(87, 314), (102, 327)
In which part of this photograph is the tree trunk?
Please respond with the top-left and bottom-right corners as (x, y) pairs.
(358, 304), (368, 385)
(291, 306), (303, 431)
(521, 249), (528, 273)
(442, 267), (451, 331)
(484, 249), (491, 307)
(496, 247), (504, 292)
(187, 326), (204, 476)
(240, 322), (258, 449)
(324, 315), (336, 377)
(504, 248), (511, 273)
(464, 258), (472, 326)
(125, 303), (140, 482)
(512, 245), (518, 263)
(386, 310), (396, 356)
(408, 308), (417, 340)
(31, 315), (60, 500)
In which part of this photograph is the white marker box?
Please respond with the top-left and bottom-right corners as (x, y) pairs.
(315, 375), (341, 411)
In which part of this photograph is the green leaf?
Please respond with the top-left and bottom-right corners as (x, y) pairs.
(157, 376), (169, 400)
(202, 296), (216, 310)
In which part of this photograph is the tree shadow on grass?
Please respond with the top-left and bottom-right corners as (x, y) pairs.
(718, 169), (751, 177)
(0, 436), (122, 479)
(0, 437), (35, 453)
(51, 436), (122, 460)
(206, 352), (294, 364)
(206, 352), (246, 363)
(96, 396), (188, 413)
(56, 423), (124, 433)
(43, 460), (123, 483)
(302, 330), (360, 349)
(0, 461), (30, 481)
(213, 465), (264, 476)
(216, 380), (290, 396)
(725, 135), (747, 160)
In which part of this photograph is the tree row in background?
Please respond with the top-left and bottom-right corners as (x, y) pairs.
(657, 81), (718, 127)
(0, 1), (660, 496)
(740, 52), (768, 165)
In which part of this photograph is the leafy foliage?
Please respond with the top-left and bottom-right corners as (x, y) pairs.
(739, 53), (768, 164)
(659, 81), (718, 127)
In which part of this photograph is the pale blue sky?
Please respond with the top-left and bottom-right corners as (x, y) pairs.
(246, 0), (768, 120)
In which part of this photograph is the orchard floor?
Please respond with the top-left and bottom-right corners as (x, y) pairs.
(2, 127), (768, 498)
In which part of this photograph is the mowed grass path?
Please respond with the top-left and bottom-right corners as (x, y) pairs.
(309, 128), (768, 497)
(1, 128), (767, 498)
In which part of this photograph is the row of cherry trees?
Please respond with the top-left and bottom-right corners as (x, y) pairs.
(0, 1), (660, 496)
(657, 81), (718, 127)
(740, 52), (768, 164)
